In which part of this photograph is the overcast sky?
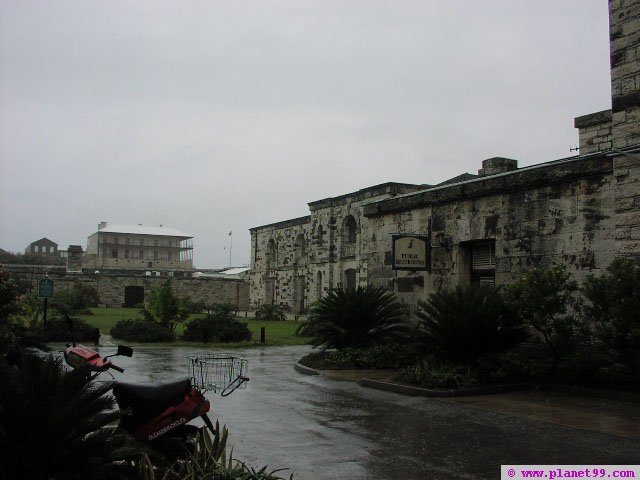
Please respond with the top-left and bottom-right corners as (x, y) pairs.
(0, 0), (612, 269)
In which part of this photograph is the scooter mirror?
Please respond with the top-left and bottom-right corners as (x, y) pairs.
(117, 345), (134, 357)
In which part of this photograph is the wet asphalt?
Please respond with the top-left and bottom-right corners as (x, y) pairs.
(96, 344), (640, 480)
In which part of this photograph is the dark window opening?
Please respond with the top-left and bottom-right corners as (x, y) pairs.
(471, 242), (496, 285)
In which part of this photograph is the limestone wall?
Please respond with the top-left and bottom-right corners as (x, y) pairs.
(363, 155), (616, 309)
(610, 0), (640, 260)
(4, 266), (249, 310)
(249, 183), (425, 311)
(574, 110), (613, 155)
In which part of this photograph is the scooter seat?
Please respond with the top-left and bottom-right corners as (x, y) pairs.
(113, 377), (192, 421)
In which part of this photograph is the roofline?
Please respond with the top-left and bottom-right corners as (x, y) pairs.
(89, 229), (192, 239)
(308, 182), (428, 209)
(249, 215), (311, 232)
(363, 152), (612, 217)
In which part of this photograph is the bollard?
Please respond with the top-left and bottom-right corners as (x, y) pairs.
(260, 327), (266, 344)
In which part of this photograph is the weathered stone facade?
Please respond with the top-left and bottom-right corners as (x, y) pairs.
(574, 110), (613, 155)
(248, 0), (640, 312)
(610, 0), (640, 259)
(249, 183), (426, 311)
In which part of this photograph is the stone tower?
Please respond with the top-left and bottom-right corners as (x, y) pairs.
(610, 0), (640, 258)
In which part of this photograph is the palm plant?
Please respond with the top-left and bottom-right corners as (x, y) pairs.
(141, 279), (191, 333)
(296, 285), (410, 350)
(255, 304), (287, 322)
(415, 284), (526, 365)
(0, 353), (142, 479)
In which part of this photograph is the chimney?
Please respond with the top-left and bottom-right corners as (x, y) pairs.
(478, 157), (518, 177)
(98, 222), (107, 230)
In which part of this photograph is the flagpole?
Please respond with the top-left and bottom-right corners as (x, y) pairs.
(229, 231), (232, 267)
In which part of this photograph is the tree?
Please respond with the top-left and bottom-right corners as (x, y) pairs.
(141, 279), (191, 333)
(503, 265), (585, 374)
(51, 280), (99, 315)
(297, 285), (409, 350)
(0, 265), (22, 357)
(415, 284), (526, 365)
(583, 258), (640, 373)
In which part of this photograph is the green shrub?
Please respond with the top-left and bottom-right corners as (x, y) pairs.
(40, 316), (98, 342)
(50, 280), (98, 315)
(476, 352), (536, 384)
(582, 258), (640, 374)
(182, 315), (251, 343)
(296, 285), (410, 350)
(255, 304), (287, 321)
(0, 265), (22, 356)
(503, 265), (586, 374)
(298, 343), (415, 370)
(397, 355), (480, 389)
(111, 319), (175, 343)
(415, 284), (526, 365)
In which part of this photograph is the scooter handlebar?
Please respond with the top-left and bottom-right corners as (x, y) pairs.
(110, 363), (124, 373)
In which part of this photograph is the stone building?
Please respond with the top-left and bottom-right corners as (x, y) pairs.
(84, 222), (194, 271)
(25, 238), (58, 256)
(248, 0), (640, 312)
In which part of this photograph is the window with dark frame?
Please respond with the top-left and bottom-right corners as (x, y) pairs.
(471, 241), (496, 285)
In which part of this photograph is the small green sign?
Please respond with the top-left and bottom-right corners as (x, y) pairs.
(39, 278), (54, 299)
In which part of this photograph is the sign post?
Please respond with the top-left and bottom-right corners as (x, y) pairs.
(38, 277), (54, 325)
(392, 235), (431, 272)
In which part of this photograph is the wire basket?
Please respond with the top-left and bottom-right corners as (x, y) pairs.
(187, 354), (249, 396)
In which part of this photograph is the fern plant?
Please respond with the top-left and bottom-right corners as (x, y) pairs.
(140, 423), (293, 480)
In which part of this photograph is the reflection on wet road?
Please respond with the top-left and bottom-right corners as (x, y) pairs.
(93, 344), (640, 480)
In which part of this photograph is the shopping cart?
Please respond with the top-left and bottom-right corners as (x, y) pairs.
(187, 354), (249, 396)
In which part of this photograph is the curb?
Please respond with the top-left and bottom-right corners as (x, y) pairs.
(357, 379), (533, 397)
(294, 362), (321, 376)
(541, 384), (640, 403)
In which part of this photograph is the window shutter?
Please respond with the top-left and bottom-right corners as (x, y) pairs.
(472, 244), (495, 269)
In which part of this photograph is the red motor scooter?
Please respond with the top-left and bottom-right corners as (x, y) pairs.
(64, 331), (248, 459)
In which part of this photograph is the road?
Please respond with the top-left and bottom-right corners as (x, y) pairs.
(108, 344), (640, 480)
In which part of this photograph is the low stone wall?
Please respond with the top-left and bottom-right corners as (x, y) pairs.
(3, 265), (249, 310)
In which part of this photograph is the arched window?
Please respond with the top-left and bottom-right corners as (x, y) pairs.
(266, 239), (277, 269)
(341, 215), (358, 258)
(342, 215), (357, 244)
(294, 234), (306, 264)
(316, 225), (324, 247)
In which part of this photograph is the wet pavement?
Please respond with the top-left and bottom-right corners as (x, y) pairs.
(86, 344), (640, 480)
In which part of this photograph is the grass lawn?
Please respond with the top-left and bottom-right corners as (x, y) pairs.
(77, 307), (309, 347)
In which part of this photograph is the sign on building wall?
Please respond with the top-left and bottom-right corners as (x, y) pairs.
(392, 235), (430, 272)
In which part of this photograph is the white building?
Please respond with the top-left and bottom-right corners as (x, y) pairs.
(85, 222), (194, 271)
